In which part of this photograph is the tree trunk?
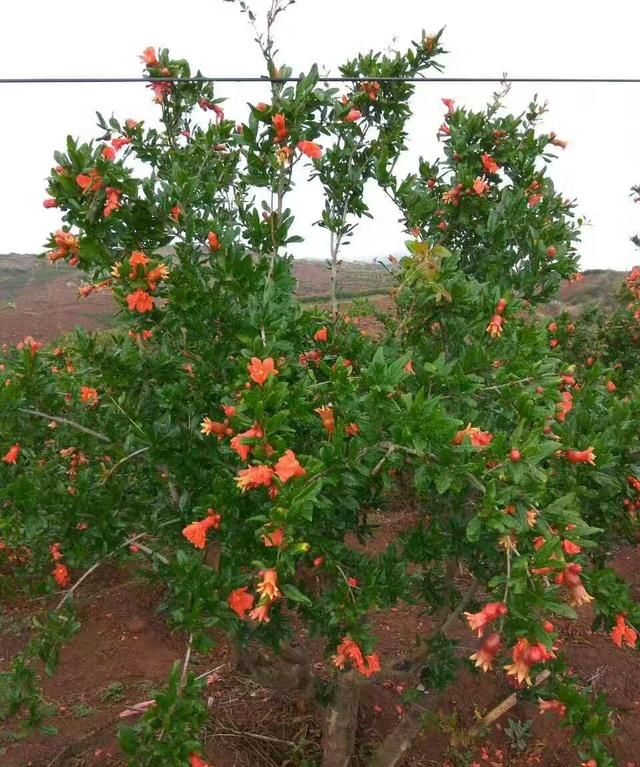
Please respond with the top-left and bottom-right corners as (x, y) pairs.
(330, 252), (339, 319)
(321, 671), (361, 767)
(369, 702), (426, 767)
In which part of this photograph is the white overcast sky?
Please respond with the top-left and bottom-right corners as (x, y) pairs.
(1, 1), (639, 270)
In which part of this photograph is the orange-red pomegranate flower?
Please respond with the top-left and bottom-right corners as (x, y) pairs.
(230, 424), (264, 461)
(566, 448), (596, 466)
(49, 230), (80, 264)
(126, 289), (155, 313)
(182, 512), (222, 549)
(53, 563), (71, 589)
(236, 465), (275, 492)
(333, 637), (380, 677)
(611, 614), (638, 649)
(556, 390), (573, 422)
(228, 586), (255, 619)
(200, 417), (230, 439)
(481, 154), (500, 175)
(112, 136), (132, 151)
(140, 47), (160, 67)
(249, 601), (273, 623)
(207, 231), (221, 251)
(562, 539), (581, 556)
(76, 169), (104, 193)
(504, 638), (555, 686)
(453, 424), (494, 449)
(362, 81), (381, 101)
(473, 177), (489, 196)
(256, 569), (281, 601)
(315, 405), (336, 435)
(146, 264), (170, 290)
(486, 314), (504, 338)
(129, 251), (150, 277)
(314, 326), (329, 343)
(2, 444), (21, 464)
(495, 298), (508, 315)
(80, 386), (99, 406)
(469, 632), (502, 672)
(272, 113), (288, 141)
(275, 146), (293, 166)
(442, 185), (463, 206)
(103, 187), (122, 218)
(274, 450), (306, 483)
(263, 528), (286, 548)
(556, 564), (593, 607)
(17, 336), (44, 358)
(464, 602), (508, 638)
(247, 357), (277, 386)
(298, 140), (323, 159)
(441, 97), (455, 114)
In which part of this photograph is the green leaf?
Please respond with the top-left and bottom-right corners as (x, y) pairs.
(546, 602), (578, 619)
(281, 584), (312, 606)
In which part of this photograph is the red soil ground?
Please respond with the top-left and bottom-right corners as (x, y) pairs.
(2, 512), (639, 767)
(0, 275), (115, 346)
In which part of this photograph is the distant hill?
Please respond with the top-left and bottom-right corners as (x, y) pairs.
(0, 253), (393, 306)
(0, 254), (629, 336)
(544, 269), (627, 317)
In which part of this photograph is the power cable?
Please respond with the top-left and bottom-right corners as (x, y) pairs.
(0, 76), (639, 85)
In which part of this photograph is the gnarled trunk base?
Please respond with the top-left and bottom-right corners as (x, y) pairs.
(321, 671), (361, 767)
(370, 702), (425, 767)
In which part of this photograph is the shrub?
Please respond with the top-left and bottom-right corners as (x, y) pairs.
(1, 5), (639, 766)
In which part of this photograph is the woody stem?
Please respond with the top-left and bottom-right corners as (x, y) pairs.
(55, 519), (178, 611)
(321, 670), (362, 767)
(55, 532), (147, 610)
(180, 634), (194, 689)
(18, 407), (111, 443)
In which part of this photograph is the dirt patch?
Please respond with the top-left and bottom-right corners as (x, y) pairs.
(1, 570), (184, 767)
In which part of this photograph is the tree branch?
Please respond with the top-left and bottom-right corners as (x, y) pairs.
(55, 520), (178, 610)
(18, 407), (111, 443)
(100, 446), (150, 482)
(468, 670), (551, 738)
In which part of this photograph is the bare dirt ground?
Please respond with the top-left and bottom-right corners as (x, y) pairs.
(2, 512), (639, 767)
(0, 275), (115, 346)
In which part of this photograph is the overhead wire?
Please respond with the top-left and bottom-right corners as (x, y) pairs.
(0, 76), (639, 85)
